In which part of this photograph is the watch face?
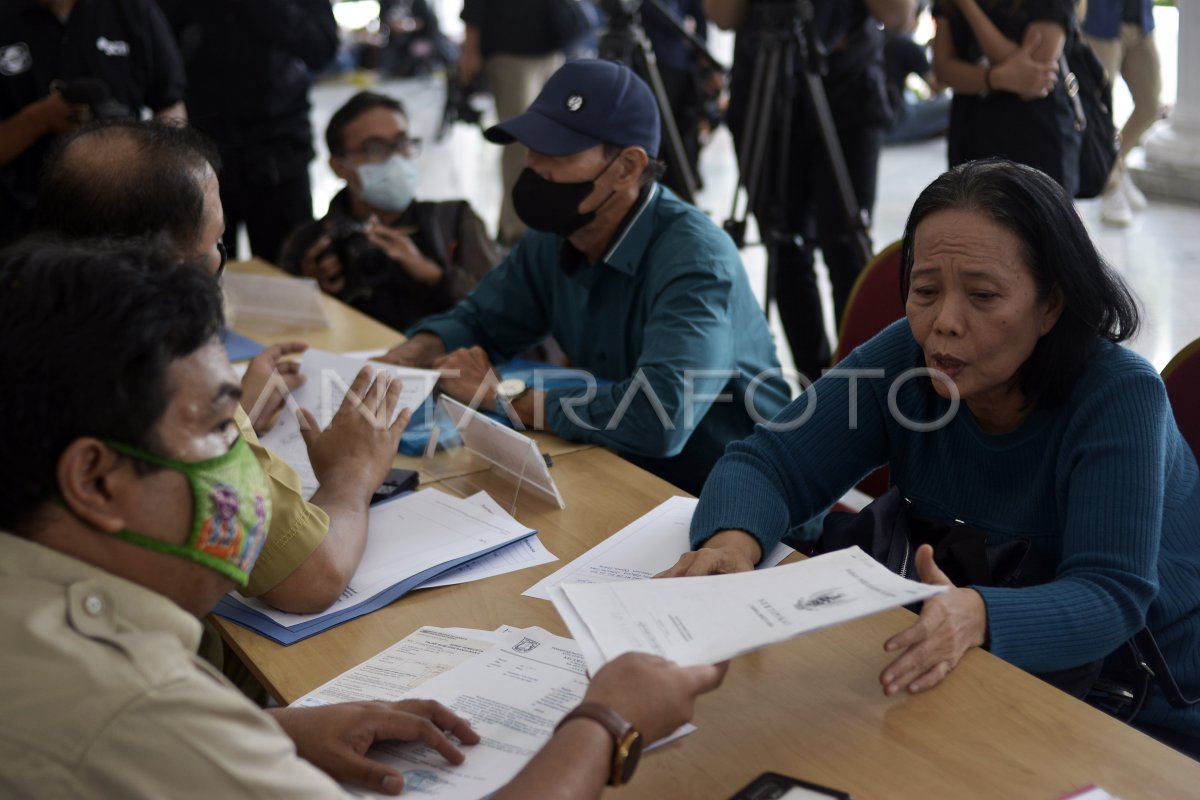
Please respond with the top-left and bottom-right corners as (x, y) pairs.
(617, 730), (643, 785)
(498, 377), (527, 398)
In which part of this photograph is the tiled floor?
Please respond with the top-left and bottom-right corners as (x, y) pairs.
(307, 7), (1198, 373)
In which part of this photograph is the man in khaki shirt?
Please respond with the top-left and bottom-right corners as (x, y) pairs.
(0, 238), (724, 797)
(34, 118), (399, 615)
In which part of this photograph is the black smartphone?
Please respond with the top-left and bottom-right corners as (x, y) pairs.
(369, 468), (419, 506)
(729, 772), (851, 800)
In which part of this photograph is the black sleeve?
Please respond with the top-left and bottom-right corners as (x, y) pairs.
(240, 0), (339, 71)
(1028, 0), (1075, 28)
(462, 0), (485, 27)
(138, 0), (186, 110)
(900, 37), (930, 76)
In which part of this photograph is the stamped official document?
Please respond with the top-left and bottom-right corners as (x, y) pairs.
(342, 627), (592, 799)
(292, 626), (508, 707)
(552, 546), (948, 672)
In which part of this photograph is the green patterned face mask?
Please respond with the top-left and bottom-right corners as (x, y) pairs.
(104, 437), (272, 586)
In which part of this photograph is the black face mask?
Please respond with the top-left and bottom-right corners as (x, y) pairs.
(511, 156), (619, 237)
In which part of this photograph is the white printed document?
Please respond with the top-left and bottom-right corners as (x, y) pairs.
(259, 348), (439, 498)
(334, 627), (591, 799)
(293, 626), (510, 708)
(295, 625), (694, 799)
(552, 546), (947, 673)
(415, 492), (557, 589)
(524, 496), (795, 601)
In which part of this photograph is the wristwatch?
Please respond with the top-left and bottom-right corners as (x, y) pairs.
(555, 702), (643, 787)
(493, 377), (528, 416)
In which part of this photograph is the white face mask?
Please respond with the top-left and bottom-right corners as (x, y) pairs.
(356, 154), (419, 213)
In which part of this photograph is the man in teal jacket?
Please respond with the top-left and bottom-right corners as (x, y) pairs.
(383, 60), (787, 493)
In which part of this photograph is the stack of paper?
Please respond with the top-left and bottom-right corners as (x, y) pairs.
(222, 272), (330, 328)
(551, 546), (949, 674)
(258, 348), (439, 499)
(214, 488), (538, 644)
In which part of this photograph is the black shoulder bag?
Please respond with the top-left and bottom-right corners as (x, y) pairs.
(1059, 31), (1118, 199)
(808, 487), (1198, 716)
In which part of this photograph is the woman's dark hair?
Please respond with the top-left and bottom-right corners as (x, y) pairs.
(326, 91), (409, 156)
(0, 239), (225, 533)
(900, 159), (1141, 409)
(35, 119), (220, 256)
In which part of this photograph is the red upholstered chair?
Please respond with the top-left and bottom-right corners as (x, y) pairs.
(829, 240), (906, 500)
(833, 239), (906, 364)
(1161, 337), (1200, 466)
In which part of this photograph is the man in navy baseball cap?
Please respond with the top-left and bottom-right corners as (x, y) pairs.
(484, 58), (661, 158)
(382, 59), (787, 496)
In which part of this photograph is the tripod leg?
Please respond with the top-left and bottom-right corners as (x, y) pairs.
(632, 43), (698, 203)
(797, 70), (873, 267)
(741, 47), (783, 236)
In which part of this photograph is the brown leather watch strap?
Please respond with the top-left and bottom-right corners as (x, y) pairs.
(555, 701), (643, 786)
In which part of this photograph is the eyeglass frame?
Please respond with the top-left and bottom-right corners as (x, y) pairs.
(338, 135), (423, 163)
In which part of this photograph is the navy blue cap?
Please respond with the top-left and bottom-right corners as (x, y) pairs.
(485, 59), (661, 157)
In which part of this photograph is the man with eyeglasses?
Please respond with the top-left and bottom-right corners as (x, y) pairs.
(280, 91), (499, 333)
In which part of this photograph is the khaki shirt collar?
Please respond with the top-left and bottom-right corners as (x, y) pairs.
(0, 532), (204, 653)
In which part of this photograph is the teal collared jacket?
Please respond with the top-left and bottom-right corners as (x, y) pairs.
(411, 185), (789, 492)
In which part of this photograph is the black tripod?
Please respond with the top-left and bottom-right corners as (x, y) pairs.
(723, 0), (873, 314)
(597, 0), (725, 204)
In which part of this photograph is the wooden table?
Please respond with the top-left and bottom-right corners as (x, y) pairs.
(218, 261), (1200, 798)
(216, 448), (1200, 799)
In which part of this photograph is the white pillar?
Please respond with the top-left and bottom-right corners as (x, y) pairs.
(1134, 3), (1200, 202)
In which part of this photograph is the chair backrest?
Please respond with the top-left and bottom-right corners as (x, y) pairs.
(832, 240), (905, 498)
(833, 239), (906, 365)
(1161, 337), (1200, 466)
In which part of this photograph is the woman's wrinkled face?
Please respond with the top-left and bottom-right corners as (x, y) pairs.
(905, 208), (1062, 425)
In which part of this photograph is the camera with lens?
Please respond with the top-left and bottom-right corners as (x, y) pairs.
(320, 218), (393, 295)
(437, 66), (484, 141)
(53, 78), (130, 122)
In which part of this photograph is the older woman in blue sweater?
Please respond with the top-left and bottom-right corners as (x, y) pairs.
(662, 160), (1200, 755)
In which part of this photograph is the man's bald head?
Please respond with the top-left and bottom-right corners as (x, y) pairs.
(36, 120), (224, 268)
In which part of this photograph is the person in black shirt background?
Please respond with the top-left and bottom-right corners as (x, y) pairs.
(709, 0), (911, 383)
(157, 0), (337, 265)
(458, 0), (591, 246)
(0, 0), (186, 247)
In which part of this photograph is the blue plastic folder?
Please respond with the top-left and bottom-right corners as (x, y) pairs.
(398, 359), (612, 456)
(212, 490), (537, 645)
(212, 538), (528, 645)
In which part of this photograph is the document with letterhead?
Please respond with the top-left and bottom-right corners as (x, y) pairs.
(552, 546), (948, 674)
(295, 625), (694, 799)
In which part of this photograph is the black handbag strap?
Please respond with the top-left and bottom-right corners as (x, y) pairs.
(1132, 628), (1200, 709)
(1060, 52), (1086, 132)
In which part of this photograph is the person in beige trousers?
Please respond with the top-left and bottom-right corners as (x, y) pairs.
(459, 0), (583, 245)
(1081, 0), (1163, 227)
